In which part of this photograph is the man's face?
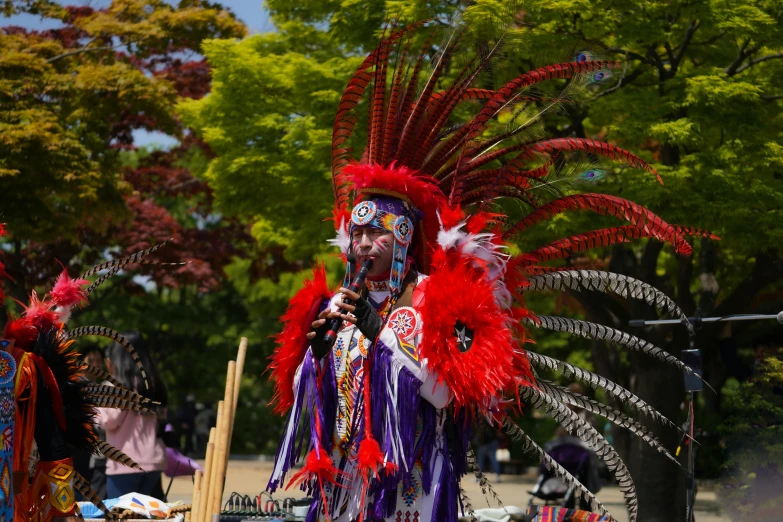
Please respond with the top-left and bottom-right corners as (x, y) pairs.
(351, 226), (394, 277)
(86, 351), (103, 369)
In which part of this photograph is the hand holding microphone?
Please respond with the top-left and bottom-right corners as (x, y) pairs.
(308, 255), (383, 358)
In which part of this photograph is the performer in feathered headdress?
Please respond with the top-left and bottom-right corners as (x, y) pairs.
(267, 19), (712, 522)
(0, 230), (171, 521)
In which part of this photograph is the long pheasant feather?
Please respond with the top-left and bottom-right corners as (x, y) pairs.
(83, 384), (155, 405)
(502, 417), (612, 518)
(74, 471), (117, 518)
(81, 364), (126, 389)
(504, 194), (692, 254)
(94, 440), (143, 471)
(64, 326), (149, 388)
(80, 241), (172, 278)
(534, 378), (682, 467)
(521, 384), (638, 522)
(427, 61), (620, 174)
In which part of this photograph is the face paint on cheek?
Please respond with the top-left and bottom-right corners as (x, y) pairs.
(373, 237), (390, 252)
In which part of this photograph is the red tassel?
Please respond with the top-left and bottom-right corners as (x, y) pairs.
(356, 436), (398, 478)
(353, 351), (398, 522)
(355, 436), (398, 522)
(50, 269), (90, 308)
(286, 447), (345, 522)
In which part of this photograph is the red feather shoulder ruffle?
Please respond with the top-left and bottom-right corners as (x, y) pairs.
(418, 249), (532, 409)
(268, 264), (333, 414)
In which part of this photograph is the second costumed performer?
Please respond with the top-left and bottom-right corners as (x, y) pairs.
(267, 19), (710, 522)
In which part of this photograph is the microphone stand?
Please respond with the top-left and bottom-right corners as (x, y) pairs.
(629, 310), (782, 522)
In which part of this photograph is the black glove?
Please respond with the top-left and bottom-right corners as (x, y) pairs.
(353, 296), (384, 341)
(310, 318), (332, 359)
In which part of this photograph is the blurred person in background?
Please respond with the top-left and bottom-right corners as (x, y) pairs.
(97, 331), (168, 499)
(194, 402), (216, 454)
(73, 346), (108, 500)
(177, 393), (198, 456)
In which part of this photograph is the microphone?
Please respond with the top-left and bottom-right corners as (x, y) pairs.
(323, 255), (374, 348)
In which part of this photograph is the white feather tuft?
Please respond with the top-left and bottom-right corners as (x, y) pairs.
(436, 213), (512, 309)
(327, 217), (351, 254)
(55, 305), (72, 325)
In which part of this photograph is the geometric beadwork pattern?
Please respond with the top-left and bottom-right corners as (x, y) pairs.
(50, 482), (75, 513)
(400, 474), (420, 507)
(0, 459), (9, 506)
(47, 463), (74, 482)
(0, 396), (12, 425)
(0, 348), (12, 519)
(0, 352), (14, 386)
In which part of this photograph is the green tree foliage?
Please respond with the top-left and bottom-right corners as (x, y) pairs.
(0, 0), (245, 245)
(0, 1), (268, 450)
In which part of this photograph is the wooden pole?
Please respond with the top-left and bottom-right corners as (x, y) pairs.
(204, 401), (224, 522)
(197, 424), (218, 522)
(190, 469), (202, 522)
(209, 361), (236, 520)
(229, 337), (247, 448)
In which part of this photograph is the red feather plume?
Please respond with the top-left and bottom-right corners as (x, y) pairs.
(50, 269), (90, 309)
(24, 290), (59, 332)
(3, 316), (38, 350)
(418, 249), (532, 408)
(268, 264), (333, 414)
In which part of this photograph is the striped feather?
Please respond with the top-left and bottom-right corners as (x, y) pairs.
(503, 194), (691, 254)
(80, 364), (126, 389)
(83, 384), (155, 405)
(74, 470), (117, 518)
(521, 384), (638, 522)
(521, 138), (661, 182)
(380, 34), (410, 165)
(525, 351), (682, 431)
(80, 241), (172, 278)
(459, 485), (478, 522)
(87, 394), (154, 412)
(519, 226), (646, 265)
(527, 315), (702, 379)
(427, 60), (620, 174)
(391, 29), (436, 160)
(395, 30), (462, 165)
(534, 379), (682, 467)
(331, 22), (428, 205)
(466, 445), (504, 508)
(94, 440), (144, 471)
(64, 326), (149, 388)
(520, 270), (694, 336)
(85, 265), (120, 296)
(502, 417), (613, 519)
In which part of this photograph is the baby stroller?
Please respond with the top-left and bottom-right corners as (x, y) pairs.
(527, 442), (595, 510)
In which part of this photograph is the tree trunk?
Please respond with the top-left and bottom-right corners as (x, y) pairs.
(629, 355), (687, 522)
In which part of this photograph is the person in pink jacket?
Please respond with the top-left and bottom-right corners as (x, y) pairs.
(97, 331), (168, 499)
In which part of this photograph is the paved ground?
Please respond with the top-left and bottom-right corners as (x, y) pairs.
(167, 459), (730, 522)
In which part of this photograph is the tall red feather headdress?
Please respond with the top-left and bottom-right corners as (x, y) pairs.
(317, 20), (716, 522)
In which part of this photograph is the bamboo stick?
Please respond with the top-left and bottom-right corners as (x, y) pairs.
(209, 361), (236, 520)
(197, 424), (218, 522)
(190, 470), (202, 522)
(229, 338), (247, 448)
(204, 401), (224, 522)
